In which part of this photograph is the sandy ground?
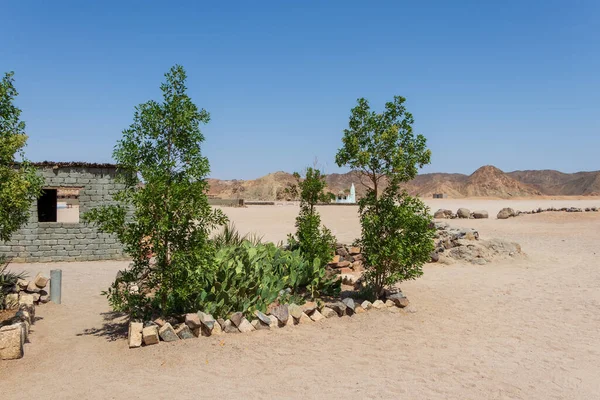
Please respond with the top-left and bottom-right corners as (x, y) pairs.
(1, 199), (600, 399)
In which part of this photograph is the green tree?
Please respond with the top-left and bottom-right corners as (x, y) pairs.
(0, 72), (43, 243)
(287, 167), (339, 296)
(335, 96), (434, 298)
(84, 65), (227, 318)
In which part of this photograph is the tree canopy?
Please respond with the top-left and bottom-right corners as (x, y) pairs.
(0, 72), (42, 242)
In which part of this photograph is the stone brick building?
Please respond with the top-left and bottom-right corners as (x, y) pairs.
(0, 162), (127, 262)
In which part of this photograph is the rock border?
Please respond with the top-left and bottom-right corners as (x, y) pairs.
(127, 292), (412, 348)
(0, 272), (50, 360)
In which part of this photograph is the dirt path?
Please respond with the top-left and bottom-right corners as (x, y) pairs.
(1, 203), (599, 399)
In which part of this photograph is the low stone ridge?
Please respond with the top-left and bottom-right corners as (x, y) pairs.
(496, 206), (599, 219)
(430, 221), (523, 264)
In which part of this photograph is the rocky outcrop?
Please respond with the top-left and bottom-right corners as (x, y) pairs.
(430, 222), (523, 265)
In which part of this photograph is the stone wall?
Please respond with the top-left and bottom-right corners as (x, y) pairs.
(0, 163), (127, 262)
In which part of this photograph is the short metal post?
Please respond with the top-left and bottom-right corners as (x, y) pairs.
(50, 269), (62, 304)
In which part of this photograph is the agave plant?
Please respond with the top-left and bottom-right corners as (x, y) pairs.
(212, 222), (263, 248)
(0, 257), (27, 310)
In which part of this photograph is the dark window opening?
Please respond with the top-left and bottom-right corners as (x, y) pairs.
(37, 187), (81, 223)
(38, 189), (58, 222)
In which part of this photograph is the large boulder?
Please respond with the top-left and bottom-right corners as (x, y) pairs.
(434, 209), (453, 219)
(497, 208), (516, 219)
(471, 210), (488, 219)
(457, 208), (470, 219)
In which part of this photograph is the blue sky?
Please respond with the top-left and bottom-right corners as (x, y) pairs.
(2, 1), (598, 179)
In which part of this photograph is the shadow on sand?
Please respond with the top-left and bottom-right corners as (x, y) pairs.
(77, 311), (128, 342)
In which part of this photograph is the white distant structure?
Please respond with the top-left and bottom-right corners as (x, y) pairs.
(336, 183), (356, 204)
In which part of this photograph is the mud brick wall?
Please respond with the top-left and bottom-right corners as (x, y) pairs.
(0, 164), (128, 262)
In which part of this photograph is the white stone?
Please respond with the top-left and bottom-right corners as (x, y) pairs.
(128, 322), (143, 348)
(237, 318), (255, 333)
(372, 300), (386, 309)
(298, 312), (313, 324)
(0, 324), (24, 360)
(268, 315), (279, 328)
(309, 310), (324, 322)
(142, 325), (159, 346)
(361, 300), (373, 310)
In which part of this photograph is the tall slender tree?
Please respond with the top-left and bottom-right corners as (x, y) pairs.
(84, 65), (227, 317)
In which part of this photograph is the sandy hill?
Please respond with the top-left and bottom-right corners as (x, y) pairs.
(208, 171), (297, 201)
(208, 166), (600, 200)
(461, 165), (542, 197)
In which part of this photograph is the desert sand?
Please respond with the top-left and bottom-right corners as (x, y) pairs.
(1, 199), (600, 399)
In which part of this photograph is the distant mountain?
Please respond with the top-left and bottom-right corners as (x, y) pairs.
(207, 166), (600, 200)
(507, 170), (600, 196)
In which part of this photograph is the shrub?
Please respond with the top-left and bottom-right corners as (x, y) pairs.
(335, 96), (435, 298)
(287, 167), (340, 297)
